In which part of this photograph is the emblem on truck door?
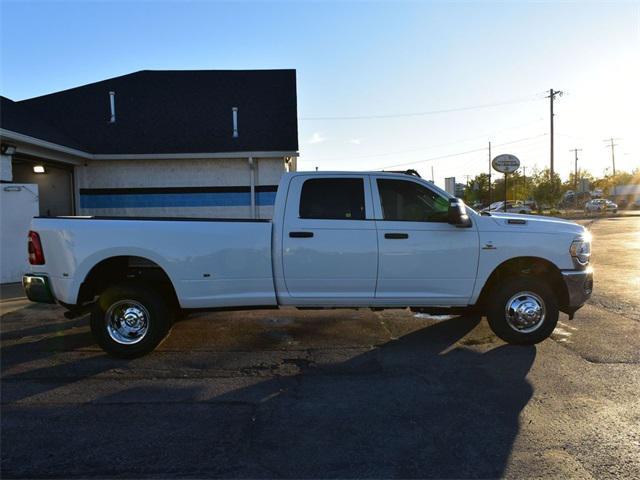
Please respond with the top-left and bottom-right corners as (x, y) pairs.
(482, 241), (496, 250)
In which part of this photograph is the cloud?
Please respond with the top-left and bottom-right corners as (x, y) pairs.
(308, 132), (326, 144)
(348, 138), (362, 145)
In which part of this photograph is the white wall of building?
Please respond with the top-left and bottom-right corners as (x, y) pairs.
(76, 158), (282, 188)
(0, 184), (39, 283)
(75, 157), (287, 218)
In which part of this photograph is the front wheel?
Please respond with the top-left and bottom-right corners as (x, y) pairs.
(486, 277), (558, 345)
(90, 282), (173, 358)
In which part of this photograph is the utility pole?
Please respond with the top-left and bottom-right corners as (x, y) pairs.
(431, 165), (435, 183)
(546, 89), (563, 178)
(522, 166), (527, 201)
(488, 141), (492, 204)
(570, 148), (582, 208)
(604, 138), (619, 176)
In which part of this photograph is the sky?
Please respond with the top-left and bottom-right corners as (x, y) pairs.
(1, 0), (638, 189)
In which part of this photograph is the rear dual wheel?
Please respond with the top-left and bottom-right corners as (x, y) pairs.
(90, 282), (173, 358)
(487, 277), (559, 345)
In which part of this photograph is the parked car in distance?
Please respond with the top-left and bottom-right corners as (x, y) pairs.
(632, 198), (640, 210)
(24, 171), (593, 357)
(482, 201), (532, 214)
(561, 191), (591, 209)
(585, 199), (618, 213)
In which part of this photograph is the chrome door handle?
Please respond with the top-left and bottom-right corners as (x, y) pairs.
(289, 231), (314, 238)
(385, 233), (409, 239)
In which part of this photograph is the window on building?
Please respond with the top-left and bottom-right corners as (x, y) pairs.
(377, 179), (449, 222)
(299, 178), (365, 220)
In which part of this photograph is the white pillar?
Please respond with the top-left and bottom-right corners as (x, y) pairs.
(0, 154), (13, 182)
(248, 157), (256, 219)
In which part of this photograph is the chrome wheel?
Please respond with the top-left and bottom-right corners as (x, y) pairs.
(105, 300), (150, 345)
(505, 291), (546, 333)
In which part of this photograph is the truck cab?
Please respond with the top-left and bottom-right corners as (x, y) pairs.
(273, 173), (477, 306)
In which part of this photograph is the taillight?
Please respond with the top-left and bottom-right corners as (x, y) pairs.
(28, 231), (45, 265)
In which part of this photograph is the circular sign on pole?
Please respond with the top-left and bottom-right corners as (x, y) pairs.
(492, 154), (520, 174)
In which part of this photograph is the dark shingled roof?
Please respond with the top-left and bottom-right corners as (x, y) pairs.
(0, 96), (88, 151)
(2, 69), (298, 155)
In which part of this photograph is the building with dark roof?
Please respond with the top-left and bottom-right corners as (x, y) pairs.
(0, 69), (299, 282)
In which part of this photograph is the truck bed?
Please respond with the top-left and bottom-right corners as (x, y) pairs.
(30, 216), (277, 308)
(36, 215), (271, 222)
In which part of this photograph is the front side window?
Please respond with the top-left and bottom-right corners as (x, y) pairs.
(377, 179), (449, 222)
(299, 178), (365, 220)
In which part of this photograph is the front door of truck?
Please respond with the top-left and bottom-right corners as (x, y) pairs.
(282, 175), (378, 301)
(372, 176), (479, 305)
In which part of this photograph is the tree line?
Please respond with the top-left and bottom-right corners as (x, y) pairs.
(462, 168), (640, 209)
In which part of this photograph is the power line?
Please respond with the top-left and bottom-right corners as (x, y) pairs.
(440, 138), (552, 176)
(378, 147), (488, 170)
(377, 134), (548, 170)
(379, 134), (548, 170)
(496, 134), (550, 148)
(300, 94), (543, 121)
(306, 118), (546, 164)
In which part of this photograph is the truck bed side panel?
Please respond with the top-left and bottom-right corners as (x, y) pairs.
(29, 218), (276, 308)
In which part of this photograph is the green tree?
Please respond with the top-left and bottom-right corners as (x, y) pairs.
(463, 173), (491, 205)
(531, 168), (562, 209)
(491, 171), (531, 202)
(592, 170), (638, 196)
(563, 169), (595, 193)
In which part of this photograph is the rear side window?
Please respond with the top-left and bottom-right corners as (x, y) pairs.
(377, 179), (449, 222)
(299, 178), (365, 220)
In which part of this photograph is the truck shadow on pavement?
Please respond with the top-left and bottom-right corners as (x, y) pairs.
(2, 315), (536, 479)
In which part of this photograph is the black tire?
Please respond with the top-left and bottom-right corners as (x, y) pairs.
(486, 276), (558, 345)
(90, 282), (172, 358)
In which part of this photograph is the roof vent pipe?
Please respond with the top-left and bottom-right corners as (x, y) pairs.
(232, 107), (238, 138)
(109, 91), (116, 123)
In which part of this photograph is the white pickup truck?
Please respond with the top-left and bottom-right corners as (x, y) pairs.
(23, 171), (593, 357)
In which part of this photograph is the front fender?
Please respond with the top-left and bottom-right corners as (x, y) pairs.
(470, 231), (574, 304)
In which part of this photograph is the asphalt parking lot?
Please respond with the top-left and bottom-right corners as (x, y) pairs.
(1, 216), (639, 479)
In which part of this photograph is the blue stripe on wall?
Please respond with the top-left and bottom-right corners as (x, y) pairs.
(80, 191), (277, 209)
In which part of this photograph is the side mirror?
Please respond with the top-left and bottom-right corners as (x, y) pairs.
(448, 199), (472, 228)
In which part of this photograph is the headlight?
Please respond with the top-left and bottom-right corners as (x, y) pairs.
(570, 237), (591, 266)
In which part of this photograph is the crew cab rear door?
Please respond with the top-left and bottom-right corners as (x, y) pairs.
(281, 174), (378, 301)
(371, 175), (479, 305)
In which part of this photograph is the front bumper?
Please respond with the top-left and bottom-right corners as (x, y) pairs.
(561, 268), (593, 308)
(22, 274), (56, 304)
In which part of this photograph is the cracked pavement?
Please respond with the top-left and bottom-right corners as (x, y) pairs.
(1, 216), (639, 478)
